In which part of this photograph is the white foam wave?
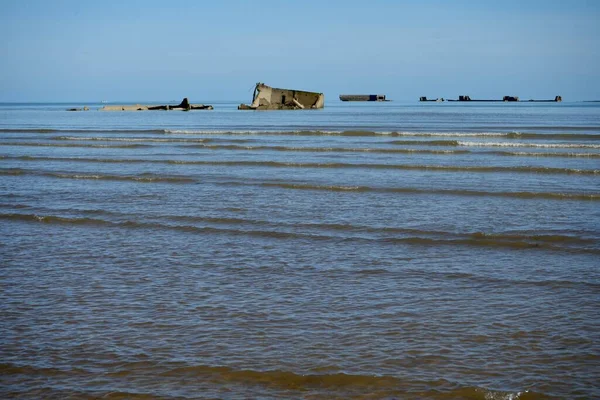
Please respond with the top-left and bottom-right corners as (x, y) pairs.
(55, 136), (207, 143)
(164, 129), (262, 134)
(163, 129), (516, 137)
(458, 141), (600, 149)
(504, 151), (600, 157)
(69, 174), (103, 179)
(395, 132), (510, 137)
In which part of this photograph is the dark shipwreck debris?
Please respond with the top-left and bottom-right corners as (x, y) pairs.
(100, 98), (213, 111)
(443, 95), (562, 102)
(339, 94), (389, 102)
(419, 97), (444, 102)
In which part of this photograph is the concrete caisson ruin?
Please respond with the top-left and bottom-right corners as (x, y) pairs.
(238, 83), (324, 110)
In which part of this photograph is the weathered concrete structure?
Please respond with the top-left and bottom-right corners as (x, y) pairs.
(339, 94), (388, 102)
(238, 83), (324, 110)
(100, 98), (213, 111)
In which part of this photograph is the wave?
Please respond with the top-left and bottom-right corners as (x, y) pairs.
(475, 125), (600, 132)
(492, 151), (600, 158)
(0, 213), (118, 226)
(468, 231), (596, 244)
(0, 142), (150, 149)
(164, 129), (402, 136)
(4, 165), (598, 200)
(0, 168), (26, 175)
(158, 365), (542, 400)
(6, 156), (598, 175)
(0, 128), (167, 134)
(167, 160), (599, 175)
(2, 212), (597, 253)
(373, 236), (599, 252)
(458, 141), (600, 149)
(4, 127), (600, 139)
(50, 172), (195, 183)
(431, 270), (600, 290)
(39, 137), (600, 157)
(3, 140), (599, 159)
(0, 362), (547, 400)
(361, 267), (600, 292)
(52, 135), (212, 143)
(390, 140), (600, 149)
(164, 129), (600, 140)
(8, 156), (147, 164)
(191, 162), (598, 175)
(192, 144), (597, 159)
(0, 213), (330, 241)
(5, 203), (595, 248)
(257, 182), (600, 201)
(0, 168), (195, 183)
(186, 143), (470, 155)
(505, 131), (600, 140)
(0, 363), (88, 377)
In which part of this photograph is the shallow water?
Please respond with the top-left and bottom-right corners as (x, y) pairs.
(1, 101), (599, 399)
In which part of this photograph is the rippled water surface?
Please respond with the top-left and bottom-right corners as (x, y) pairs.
(1, 101), (599, 399)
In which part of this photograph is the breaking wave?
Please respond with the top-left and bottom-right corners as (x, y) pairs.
(3, 127), (600, 139)
(390, 140), (600, 149)
(52, 135), (213, 143)
(457, 141), (600, 149)
(5, 138), (599, 158)
(185, 143), (469, 155)
(164, 129), (600, 140)
(492, 151), (600, 158)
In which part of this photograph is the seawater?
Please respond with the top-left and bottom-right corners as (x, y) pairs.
(1, 101), (599, 399)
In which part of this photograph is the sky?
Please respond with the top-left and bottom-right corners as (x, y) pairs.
(1, 0), (599, 102)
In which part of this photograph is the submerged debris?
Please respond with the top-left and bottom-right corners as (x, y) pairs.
(100, 98), (213, 111)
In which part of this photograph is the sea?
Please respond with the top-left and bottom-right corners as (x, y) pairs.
(1, 100), (599, 399)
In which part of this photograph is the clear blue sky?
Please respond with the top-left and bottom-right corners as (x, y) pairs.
(1, 0), (599, 102)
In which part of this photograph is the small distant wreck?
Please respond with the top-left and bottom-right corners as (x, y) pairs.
(238, 83), (324, 110)
(340, 94), (389, 102)
(445, 95), (520, 102)
(100, 98), (213, 111)
(419, 97), (444, 102)
(438, 95), (562, 103)
(528, 96), (562, 102)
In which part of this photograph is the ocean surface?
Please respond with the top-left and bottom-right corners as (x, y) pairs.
(1, 100), (599, 399)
